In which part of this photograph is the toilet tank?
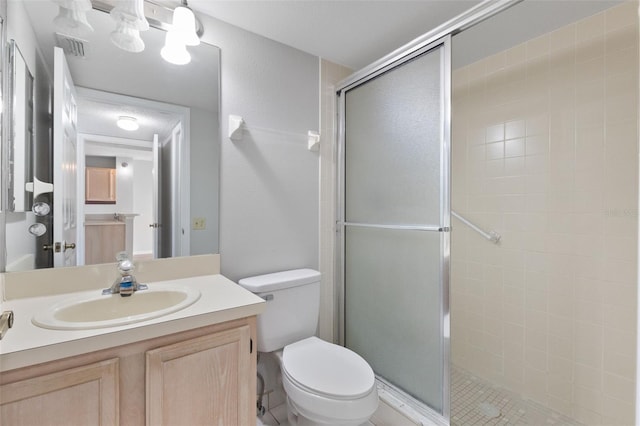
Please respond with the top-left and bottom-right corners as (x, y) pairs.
(238, 269), (321, 352)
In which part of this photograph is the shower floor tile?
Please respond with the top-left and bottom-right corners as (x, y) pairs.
(451, 366), (583, 426)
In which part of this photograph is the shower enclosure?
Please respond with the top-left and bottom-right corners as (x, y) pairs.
(337, 0), (638, 425)
(336, 3), (523, 422)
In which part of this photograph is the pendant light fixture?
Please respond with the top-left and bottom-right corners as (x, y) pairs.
(52, 0), (94, 37)
(171, 2), (200, 47)
(161, 31), (191, 65)
(110, 0), (149, 53)
(161, 0), (200, 65)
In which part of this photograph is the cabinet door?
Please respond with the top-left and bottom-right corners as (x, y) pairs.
(85, 223), (126, 264)
(85, 167), (116, 203)
(0, 358), (119, 425)
(146, 325), (252, 426)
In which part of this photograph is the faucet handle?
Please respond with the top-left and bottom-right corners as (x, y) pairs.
(115, 251), (129, 262)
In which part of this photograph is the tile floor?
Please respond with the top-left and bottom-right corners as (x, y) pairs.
(451, 367), (583, 426)
(257, 367), (583, 426)
(257, 402), (375, 426)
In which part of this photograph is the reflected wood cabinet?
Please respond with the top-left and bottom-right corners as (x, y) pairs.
(85, 166), (116, 204)
(85, 222), (125, 264)
(0, 317), (257, 426)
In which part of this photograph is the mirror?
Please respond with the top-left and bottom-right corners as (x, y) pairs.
(6, 40), (34, 213)
(3, 1), (220, 271)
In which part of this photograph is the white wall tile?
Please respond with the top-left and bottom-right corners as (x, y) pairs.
(450, 3), (638, 421)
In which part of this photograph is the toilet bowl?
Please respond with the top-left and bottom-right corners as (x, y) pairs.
(238, 269), (379, 426)
(279, 337), (378, 425)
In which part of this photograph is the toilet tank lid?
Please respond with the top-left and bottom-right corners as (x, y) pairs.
(238, 269), (321, 292)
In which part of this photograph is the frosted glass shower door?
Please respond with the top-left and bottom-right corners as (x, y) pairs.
(340, 38), (450, 416)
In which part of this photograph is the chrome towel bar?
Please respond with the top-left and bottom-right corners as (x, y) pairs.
(451, 211), (501, 244)
(339, 213), (501, 244)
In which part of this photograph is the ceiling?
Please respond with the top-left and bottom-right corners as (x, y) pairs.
(22, 0), (624, 147)
(188, 0), (624, 71)
(189, 0), (479, 70)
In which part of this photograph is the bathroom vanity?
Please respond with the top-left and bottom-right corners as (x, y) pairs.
(0, 255), (265, 425)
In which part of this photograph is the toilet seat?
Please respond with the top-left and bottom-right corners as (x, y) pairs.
(283, 336), (375, 399)
(281, 337), (378, 424)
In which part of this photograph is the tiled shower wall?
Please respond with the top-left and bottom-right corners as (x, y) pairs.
(450, 2), (638, 424)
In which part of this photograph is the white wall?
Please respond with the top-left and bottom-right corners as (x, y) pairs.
(199, 15), (320, 282)
(190, 107), (219, 255)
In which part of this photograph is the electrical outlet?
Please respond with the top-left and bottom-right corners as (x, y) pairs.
(192, 217), (206, 230)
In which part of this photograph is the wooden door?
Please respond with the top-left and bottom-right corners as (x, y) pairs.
(146, 326), (253, 426)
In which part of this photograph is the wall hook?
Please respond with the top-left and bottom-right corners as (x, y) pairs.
(229, 115), (244, 141)
(308, 131), (320, 151)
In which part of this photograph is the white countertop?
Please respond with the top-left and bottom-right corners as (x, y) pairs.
(84, 220), (125, 226)
(0, 274), (265, 372)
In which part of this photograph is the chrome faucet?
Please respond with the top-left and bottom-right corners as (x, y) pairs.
(102, 254), (148, 296)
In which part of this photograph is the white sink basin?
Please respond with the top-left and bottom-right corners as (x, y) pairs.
(32, 284), (201, 330)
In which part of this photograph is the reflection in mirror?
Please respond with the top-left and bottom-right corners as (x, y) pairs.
(4, 1), (220, 271)
(7, 40), (34, 213)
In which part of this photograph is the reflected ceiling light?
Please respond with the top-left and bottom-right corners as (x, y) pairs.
(111, 19), (145, 53)
(52, 0), (94, 37)
(161, 31), (191, 65)
(110, 0), (149, 53)
(171, 3), (200, 47)
(117, 116), (139, 131)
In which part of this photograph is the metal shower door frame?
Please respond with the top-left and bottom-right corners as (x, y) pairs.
(336, 34), (452, 421)
(335, 1), (524, 422)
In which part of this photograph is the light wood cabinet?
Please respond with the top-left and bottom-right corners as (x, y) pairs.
(85, 167), (116, 204)
(85, 222), (126, 264)
(0, 318), (257, 426)
(0, 358), (119, 425)
(146, 325), (253, 426)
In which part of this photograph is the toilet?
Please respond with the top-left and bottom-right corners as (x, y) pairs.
(238, 269), (379, 426)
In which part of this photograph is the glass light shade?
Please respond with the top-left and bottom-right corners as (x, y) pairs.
(161, 31), (191, 65)
(171, 6), (200, 46)
(117, 116), (139, 131)
(110, 0), (149, 31)
(54, 6), (94, 37)
(111, 20), (145, 53)
(52, 0), (92, 12)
